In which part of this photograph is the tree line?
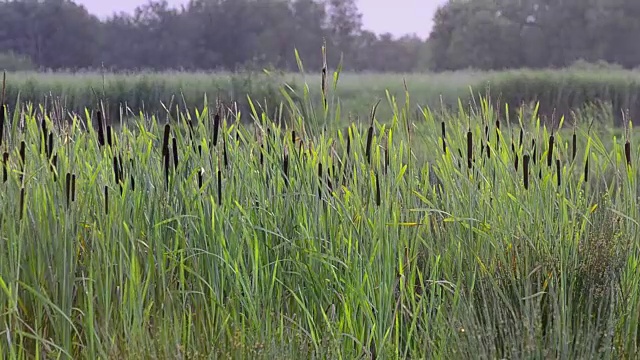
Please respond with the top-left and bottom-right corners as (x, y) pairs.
(0, 0), (426, 72)
(1, 0), (640, 73)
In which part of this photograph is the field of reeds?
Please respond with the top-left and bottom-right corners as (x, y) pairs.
(4, 66), (640, 127)
(1, 61), (640, 359)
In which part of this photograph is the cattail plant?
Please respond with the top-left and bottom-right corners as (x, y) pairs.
(556, 158), (561, 187)
(97, 110), (105, 147)
(441, 121), (446, 153)
(213, 113), (220, 147)
(523, 154), (530, 190)
(625, 120), (631, 167)
(19, 186), (24, 220)
(164, 149), (170, 190)
(547, 132), (555, 167)
(71, 174), (76, 202)
(162, 124), (171, 157)
(107, 125), (113, 147)
(40, 118), (47, 154)
(217, 169), (222, 206)
(584, 153), (589, 183)
(2, 152), (7, 183)
(366, 123), (373, 165)
(66, 173), (71, 208)
(172, 137), (178, 171)
(318, 162), (323, 199)
(283, 146), (289, 188)
(47, 132), (53, 160)
(104, 186), (109, 215)
(467, 129), (473, 169)
(19, 141), (25, 182)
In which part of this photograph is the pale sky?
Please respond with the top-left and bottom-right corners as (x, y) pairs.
(77, 0), (444, 39)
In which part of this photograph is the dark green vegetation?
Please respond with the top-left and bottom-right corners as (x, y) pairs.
(3, 0), (640, 73)
(1, 67), (640, 359)
(3, 67), (640, 127)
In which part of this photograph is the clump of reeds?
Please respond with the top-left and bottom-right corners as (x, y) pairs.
(441, 121), (446, 153)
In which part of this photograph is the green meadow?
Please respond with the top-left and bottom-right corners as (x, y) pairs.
(0, 68), (640, 359)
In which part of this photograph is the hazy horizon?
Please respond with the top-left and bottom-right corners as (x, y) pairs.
(76, 0), (443, 39)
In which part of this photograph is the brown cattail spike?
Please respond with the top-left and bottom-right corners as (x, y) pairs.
(164, 152), (170, 190)
(584, 155), (589, 183)
(19, 187), (24, 220)
(467, 130), (473, 169)
(441, 121), (446, 153)
(366, 125), (373, 165)
(106, 125), (113, 147)
(47, 132), (53, 159)
(97, 110), (105, 147)
(2, 152), (7, 183)
(523, 154), (530, 190)
(625, 140), (631, 167)
(162, 124), (170, 156)
(172, 137), (178, 171)
(547, 133), (555, 167)
(556, 159), (561, 187)
(71, 174), (76, 202)
(104, 186), (109, 215)
(65, 173), (71, 208)
(213, 113), (220, 147)
(217, 169), (222, 205)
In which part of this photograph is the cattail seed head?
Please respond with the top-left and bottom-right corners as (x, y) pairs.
(106, 125), (113, 147)
(523, 154), (530, 190)
(441, 121), (446, 153)
(104, 186), (109, 215)
(113, 156), (120, 184)
(547, 134), (555, 167)
(625, 140), (631, 167)
(518, 128), (523, 148)
(217, 169), (222, 205)
(213, 113), (220, 147)
(47, 132), (53, 159)
(584, 155), (589, 183)
(172, 137), (178, 171)
(556, 158), (561, 187)
(366, 125), (374, 164)
(2, 152), (8, 183)
(71, 174), (76, 202)
(96, 110), (105, 147)
(164, 152), (170, 190)
(65, 173), (71, 208)
(19, 186), (24, 220)
(162, 124), (170, 156)
(467, 130), (473, 169)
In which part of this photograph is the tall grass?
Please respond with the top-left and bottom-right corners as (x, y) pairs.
(0, 66), (639, 359)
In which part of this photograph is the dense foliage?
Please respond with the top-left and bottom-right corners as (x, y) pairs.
(429, 0), (640, 71)
(1, 67), (640, 359)
(0, 0), (425, 72)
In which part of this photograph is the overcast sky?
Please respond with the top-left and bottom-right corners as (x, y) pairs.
(76, 0), (444, 39)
